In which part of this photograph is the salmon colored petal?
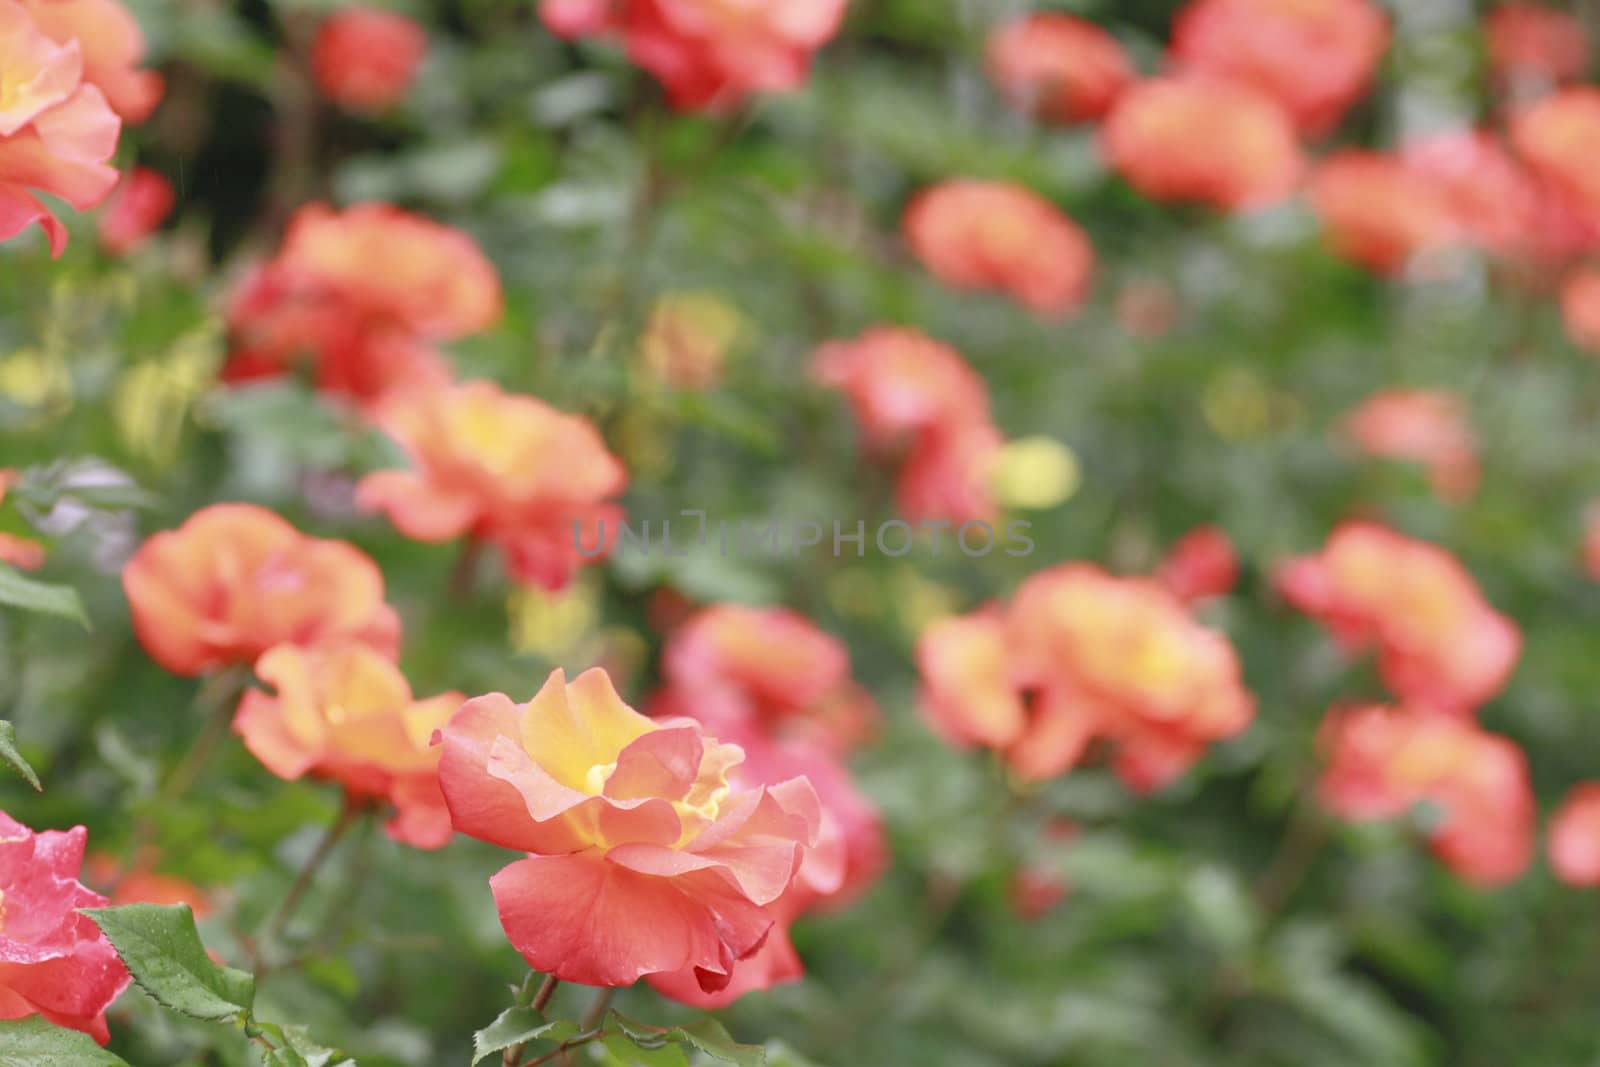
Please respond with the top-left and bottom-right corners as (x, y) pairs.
(489, 851), (772, 988)
(436, 693), (577, 854)
(355, 469), (479, 542)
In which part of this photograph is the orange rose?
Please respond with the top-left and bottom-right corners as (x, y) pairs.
(654, 604), (876, 755)
(225, 203), (502, 405)
(357, 379), (627, 591)
(1318, 703), (1534, 886)
(0, 812), (131, 1043)
(86, 854), (213, 917)
(311, 8), (427, 113)
(918, 565), (1255, 791)
(1170, 0), (1389, 136)
(811, 327), (990, 448)
(235, 643), (462, 849)
(1401, 130), (1544, 258)
(540, 0), (848, 111)
(1548, 783), (1600, 887)
(97, 165), (172, 255)
(811, 327), (1004, 524)
(1102, 77), (1303, 211)
(20, 0), (162, 122)
(1276, 522), (1520, 714)
(1307, 152), (1462, 273)
(905, 180), (1094, 318)
(437, 668), (826, 990)
(986, 13), (1133, 124)
(1562, 269), (1600, 352)
(122, 503), (400, 677)
(0, 0), (121, 256)
(1341, 388), (1479, 501)
(1511, 89), (1600, 234)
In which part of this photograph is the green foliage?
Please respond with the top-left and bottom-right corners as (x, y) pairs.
(83, 905), (256, 1022)
(0, 1017), (131, 1066)
(0, 564), (86, 628)
(0, 720), (41, 791)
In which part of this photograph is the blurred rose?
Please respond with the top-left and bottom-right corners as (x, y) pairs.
(311, 8), (427, 113)
(1009, 818), (1077, 921)
(1486, 4), (1590, 91)
(811, 327), (989, 448)
(0, 0), (121, 256)
(540, 0), (849, 112)
(236, 643), (463, 849)
(1401, 130), (1543, 258)
(438, 668), (829, 989)
(1308, 152), (1462, 274)
(1157, 525), (1238, 604)
(1561, 269), (1600, 352)
(1114, 278), (1179, 338)
(1318, 703), (1534, 886)
(20, 0), (162, 122)
(1342, 388), (1479, 502)
(986, 13), (1133, 124)
(654, 604), (876, 755)
(1511, 89), (1600, 234)
(225, 203), (501, 405)
(904, 180), (1095, 318)
(122, 503), (401, 677)
(1170, 0), (1388, 136)
(0, 812), (131, 1043)
(97, 166), (172, 255)
(1277, 523), (1519, 714)
(639, 291), (743, 390)
(358, 379), (626, 591)
(1548, 783), (1600, 887)
(919, 565), (1254, 791)
(86, 855), (212, 917)
(1102, 77), (1303, 211)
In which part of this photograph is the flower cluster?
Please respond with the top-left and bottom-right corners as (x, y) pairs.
(812, 327), (1006, 524)
(121, 504), (463, 847)
(539, 0), (849, 111)
(0, 812), (130, 1042)
(224, 203), (503, 407)
(918, 564), (1254, 792)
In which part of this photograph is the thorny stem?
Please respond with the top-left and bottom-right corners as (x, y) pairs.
(116, 665), (249, 892)
(521, 1029), (604, 1067)
(1253, 791), (1332, 917)
(450, 536), (485, 602)
(263, 796), (366, 950)
(503, 973), (560, 1066)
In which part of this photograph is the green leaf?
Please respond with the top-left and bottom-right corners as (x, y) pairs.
(602, 1031), (691, 1067)
(253, 1021), (354, 1067)
(0, 564), (87, 628)
(0, 720), (41, 791)
(81, 904), (256, 1022)
(471, 1008), (575, 1064)
(675, 1019), (765, 1067)
(0, 1016), (131, 1065)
